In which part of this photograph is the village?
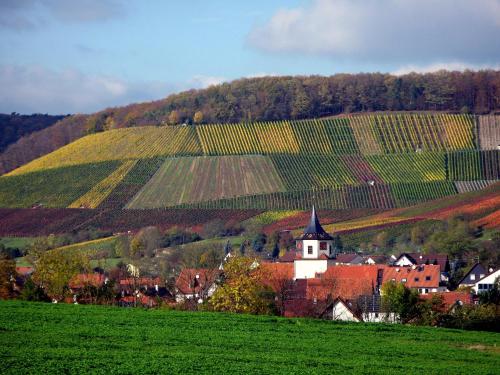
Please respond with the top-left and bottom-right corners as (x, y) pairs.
(8, 207), (499, 326)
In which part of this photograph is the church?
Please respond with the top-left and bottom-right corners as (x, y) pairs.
(293, 206), (339, 279)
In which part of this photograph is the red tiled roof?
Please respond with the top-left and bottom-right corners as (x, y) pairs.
(260, 262), (294, 281)
(175, 268), (220, 296)
(320, 268), (378, 300)
(420, 291), (473, 311)
(15, 266), (34, 275)
(278, 251), (301, 262)
(382, 265), (440, 288)
(69, 274), (105, 289)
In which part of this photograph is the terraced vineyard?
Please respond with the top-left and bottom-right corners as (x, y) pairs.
(126, 156), (285, 208)
(0, 114), (498, 210)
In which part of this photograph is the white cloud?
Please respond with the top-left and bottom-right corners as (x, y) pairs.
(392, 62), (500, 76)
(190, 75), (226, 88)
(248, 0), (500, 65)
(0, 64), (178, 114)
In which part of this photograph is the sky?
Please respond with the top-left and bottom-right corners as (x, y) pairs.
(0, 0), (499, 114)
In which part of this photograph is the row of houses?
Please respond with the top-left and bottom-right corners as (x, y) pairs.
(13, 208), (498, 321)
(171, 207), (499, 322)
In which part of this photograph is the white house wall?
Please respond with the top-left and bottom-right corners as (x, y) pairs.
(294, 259), (328, 279)
(331, 302), (360, 322)
(472, 269), (500, 293)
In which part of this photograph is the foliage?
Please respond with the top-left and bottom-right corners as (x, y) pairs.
(130, 227), (162, 258)
(209, 257), (274, 314)
(0, 113), (66, 153)
(0, 255), (16, 299)
(32, 248), (89, 301)
(19, 277), (49, 302)
(381, 281), (421, 323)
(437, 304), (500, 332)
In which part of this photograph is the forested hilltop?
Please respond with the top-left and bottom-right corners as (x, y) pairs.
(87, 70), (500, 130)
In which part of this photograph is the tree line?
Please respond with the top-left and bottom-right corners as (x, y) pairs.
(109, 70), (500, 127)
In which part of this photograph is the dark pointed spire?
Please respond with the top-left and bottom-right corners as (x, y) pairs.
(299, 206), (333, 240)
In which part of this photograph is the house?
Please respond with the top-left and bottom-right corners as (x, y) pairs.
(394, 252), (450, 283)
(69, 273), (107, 291)
(471, 269), (500, 294)
(394, 252), (450, 275)
(420, 291), (473, 312)
(458, 263), (488, 288)
(320, 298), (361, 322)
(333, 253), (364, 265)
(175, 268), (220, 303)
(15, 266), (34, 276)
(364, 255), (389, 265)
(382, 265), (445, 294)
(282, 265), (383, 318)
(355, 294), (397, 323)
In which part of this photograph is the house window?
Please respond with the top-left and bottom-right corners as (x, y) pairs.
(470, 274), (475, 280)
(307, 246), (313, 255)
(425, 276), (431, 281)
(479, 284), (484, 290)
(319, 242), (327, 250)
(414, 277), (420, 282)
(402, 278), (407, 283)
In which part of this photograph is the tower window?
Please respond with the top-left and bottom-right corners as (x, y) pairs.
(307, 246), (313, 255)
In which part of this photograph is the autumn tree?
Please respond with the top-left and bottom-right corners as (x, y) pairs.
(209, 256), (273, 314)
(131, 226), (162, 258)
(0, 254), (17, 299)
(32, 249), (89, 301)
(259, 263), (294, 316)
(168, 110), (180, 125)
(193, 111), (204, 124)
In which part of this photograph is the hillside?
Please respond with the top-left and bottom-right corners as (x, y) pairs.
(0, 113), (68, 153)
(0, 70), (498, 175)
(0, 113), (498, 212)
(1, 301), (499, 374)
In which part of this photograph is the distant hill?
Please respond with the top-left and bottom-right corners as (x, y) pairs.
(1, 113), (498, 212)
(0, 113), (68, 153)
(0, 70), (498, 175)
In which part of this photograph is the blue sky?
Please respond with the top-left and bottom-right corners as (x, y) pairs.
(0, 0), (499, 114)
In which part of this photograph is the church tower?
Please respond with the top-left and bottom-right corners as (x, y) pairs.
(293, 207), (336, 279)
(297, 206), (335, 259)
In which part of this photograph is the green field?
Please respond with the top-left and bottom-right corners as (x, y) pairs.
(0, 301), (499, 374)
(127, 156), (285, 208)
